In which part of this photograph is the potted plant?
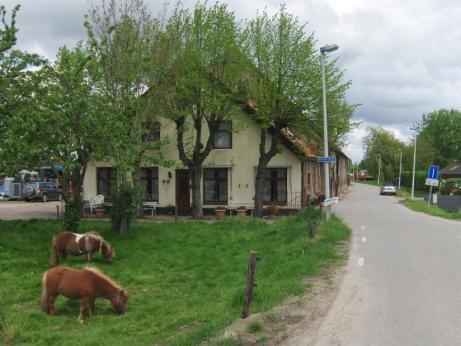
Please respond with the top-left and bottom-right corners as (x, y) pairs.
(215, 206), (226, 220)
(94, 206), (105, 218)
(236, 206), (247, 217)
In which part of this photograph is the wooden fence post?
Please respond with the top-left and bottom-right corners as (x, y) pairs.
(56, 205), (60, 219)
(242, 251), (260, 319)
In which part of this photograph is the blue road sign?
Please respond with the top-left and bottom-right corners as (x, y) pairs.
(427, 165), (439, 179)
(317, 156), (336, 163)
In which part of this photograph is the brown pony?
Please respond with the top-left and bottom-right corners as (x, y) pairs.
(50, 231), (115, 266)
(41, 267), (129, 324)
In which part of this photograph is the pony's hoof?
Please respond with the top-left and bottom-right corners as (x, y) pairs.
(76, 317), (84, 324)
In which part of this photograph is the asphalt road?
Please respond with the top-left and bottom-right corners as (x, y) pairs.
(0, 200), (62, 220)
(301, 183), (461, 346)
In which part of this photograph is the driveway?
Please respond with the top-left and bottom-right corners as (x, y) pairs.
(288, 183), (461, 345)
(0, 200), (63, 220)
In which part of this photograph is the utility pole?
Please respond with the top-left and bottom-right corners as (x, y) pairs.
(377, 154), (382, 185)
(320, 43), (338, 220)
(411, 132), (417, 200)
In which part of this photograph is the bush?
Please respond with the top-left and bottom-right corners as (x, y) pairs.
(400, 170), (430, 192)
(64, 197), (81, 231)
(110, 182), (139, 234)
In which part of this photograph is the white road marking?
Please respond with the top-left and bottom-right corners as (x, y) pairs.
(362, 237), (367, 243)
(357, 257), (365, 266)
(361, 225), (366, 230)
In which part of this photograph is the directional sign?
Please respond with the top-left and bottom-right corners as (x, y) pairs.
(317, 156), (336, 163)
(323, 197), (339, 206)
(425, 178), (439, 187)
(427, 165), (439, 179)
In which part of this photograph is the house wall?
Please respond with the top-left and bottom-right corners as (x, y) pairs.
(83, 111), (302, 209)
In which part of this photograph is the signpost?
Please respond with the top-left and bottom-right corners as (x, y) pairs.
(425, 165), (439, 207)
(317, 156), (336, 163)
(323, 197), (339, 207)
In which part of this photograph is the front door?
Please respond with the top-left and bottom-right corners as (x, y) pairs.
(175, 170), (190, 215)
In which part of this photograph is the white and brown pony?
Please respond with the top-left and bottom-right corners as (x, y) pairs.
(50, 231), (115, 266)
(41, 267), (129, 324)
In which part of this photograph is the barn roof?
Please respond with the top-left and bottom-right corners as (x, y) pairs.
(440, 162), (461, 178)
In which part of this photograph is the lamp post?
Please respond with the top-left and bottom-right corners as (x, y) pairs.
(397, 148), (402, 190)
(320, 43), (338, 220)
(377, 154), (382, 185)
(411, 130), (417, 200)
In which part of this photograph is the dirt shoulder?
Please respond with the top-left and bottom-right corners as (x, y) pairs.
(214, 243), (350, 345)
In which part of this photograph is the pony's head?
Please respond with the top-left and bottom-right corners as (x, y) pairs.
(101, 241), (115, 264)
(110, 289), (129, 314)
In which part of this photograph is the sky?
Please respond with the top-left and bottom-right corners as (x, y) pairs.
(4, 0), (461, 162)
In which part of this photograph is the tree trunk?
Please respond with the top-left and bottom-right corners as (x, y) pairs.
(254, 128), (279, 217)
(190, 166), (203, 218)
(254, 164), (266, 217)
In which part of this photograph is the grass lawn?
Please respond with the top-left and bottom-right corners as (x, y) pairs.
(0, 210), (350, 345)
(401, 199), (461, 221)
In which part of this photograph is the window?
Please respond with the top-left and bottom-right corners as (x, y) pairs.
(140, 167), (159, 202)
(212, 121), (232, 149)
(204, 168), (228, 203)
(142, 121), (160, 142)
(263, 168), (287, 204)
(97, 168), (116, 200)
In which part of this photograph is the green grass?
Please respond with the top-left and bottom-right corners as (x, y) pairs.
(0, 211), (350, 345)
(401, 199), (461, 221)
(246, 321), (263, 333)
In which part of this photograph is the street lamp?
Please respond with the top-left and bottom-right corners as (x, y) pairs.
(377, 154), (382, 185)
(409, 126), (419, 200)
(397, 148), (403, 190)
(320, 43), (339, 220)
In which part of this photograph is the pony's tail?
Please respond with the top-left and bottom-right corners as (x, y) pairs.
(50, 237), (58, 266)
(41, 271), (48, 312)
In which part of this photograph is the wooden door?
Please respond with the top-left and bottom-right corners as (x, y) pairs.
(175, 170), (190, 215)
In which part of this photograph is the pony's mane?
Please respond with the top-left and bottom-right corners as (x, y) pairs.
(85, 267), (123, 290)
(86, 231), (104, 243)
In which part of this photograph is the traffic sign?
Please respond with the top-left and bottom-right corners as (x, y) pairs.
(317, 156), (336, 163)
(425, 178), (439, 187)
(427, 165), (439, 179)
(323, 197), (339, 206)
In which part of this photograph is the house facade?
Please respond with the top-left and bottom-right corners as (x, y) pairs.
(82, 110), (306, 214)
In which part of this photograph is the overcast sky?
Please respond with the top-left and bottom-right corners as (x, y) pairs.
(4, 0), (461, 162)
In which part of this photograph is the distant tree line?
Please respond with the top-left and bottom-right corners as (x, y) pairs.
(360, 109), (461, 186)
(0, 1), (357, 231)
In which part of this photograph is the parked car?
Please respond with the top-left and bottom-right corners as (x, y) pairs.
(0, 183), (9, 201)
(380, 182), (397, 196)
(23, 182), (62, 202)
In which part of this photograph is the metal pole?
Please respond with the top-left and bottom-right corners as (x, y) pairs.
(321, 53), (331, 220)
(398, 149), (402, 190)
(411, 135), (417, 200)
(377, 154), (381, 185)
(428, 185), (433, 207)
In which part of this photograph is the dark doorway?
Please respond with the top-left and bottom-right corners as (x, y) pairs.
(175, 170), (190, 215)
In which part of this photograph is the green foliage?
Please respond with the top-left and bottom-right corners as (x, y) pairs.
(419, 109), (461, 167)
(110, 182), (139, 234)
(0, 5), (43, 174)
(400, 170), (430, 192)
(63, 197), (81, 231)
(0, 211), (350, 345)
(361, 127), (405, 181)
(247, 321), (263, 333)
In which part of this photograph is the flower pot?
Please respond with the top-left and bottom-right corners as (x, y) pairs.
(215, 208), (226, 220)
(236, 208), (247, 217)
(94, 207), (105, 218)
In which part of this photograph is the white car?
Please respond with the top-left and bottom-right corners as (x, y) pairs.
(380, 183), (397, 195)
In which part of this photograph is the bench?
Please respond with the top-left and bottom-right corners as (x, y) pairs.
(143, 201), (157, 216)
